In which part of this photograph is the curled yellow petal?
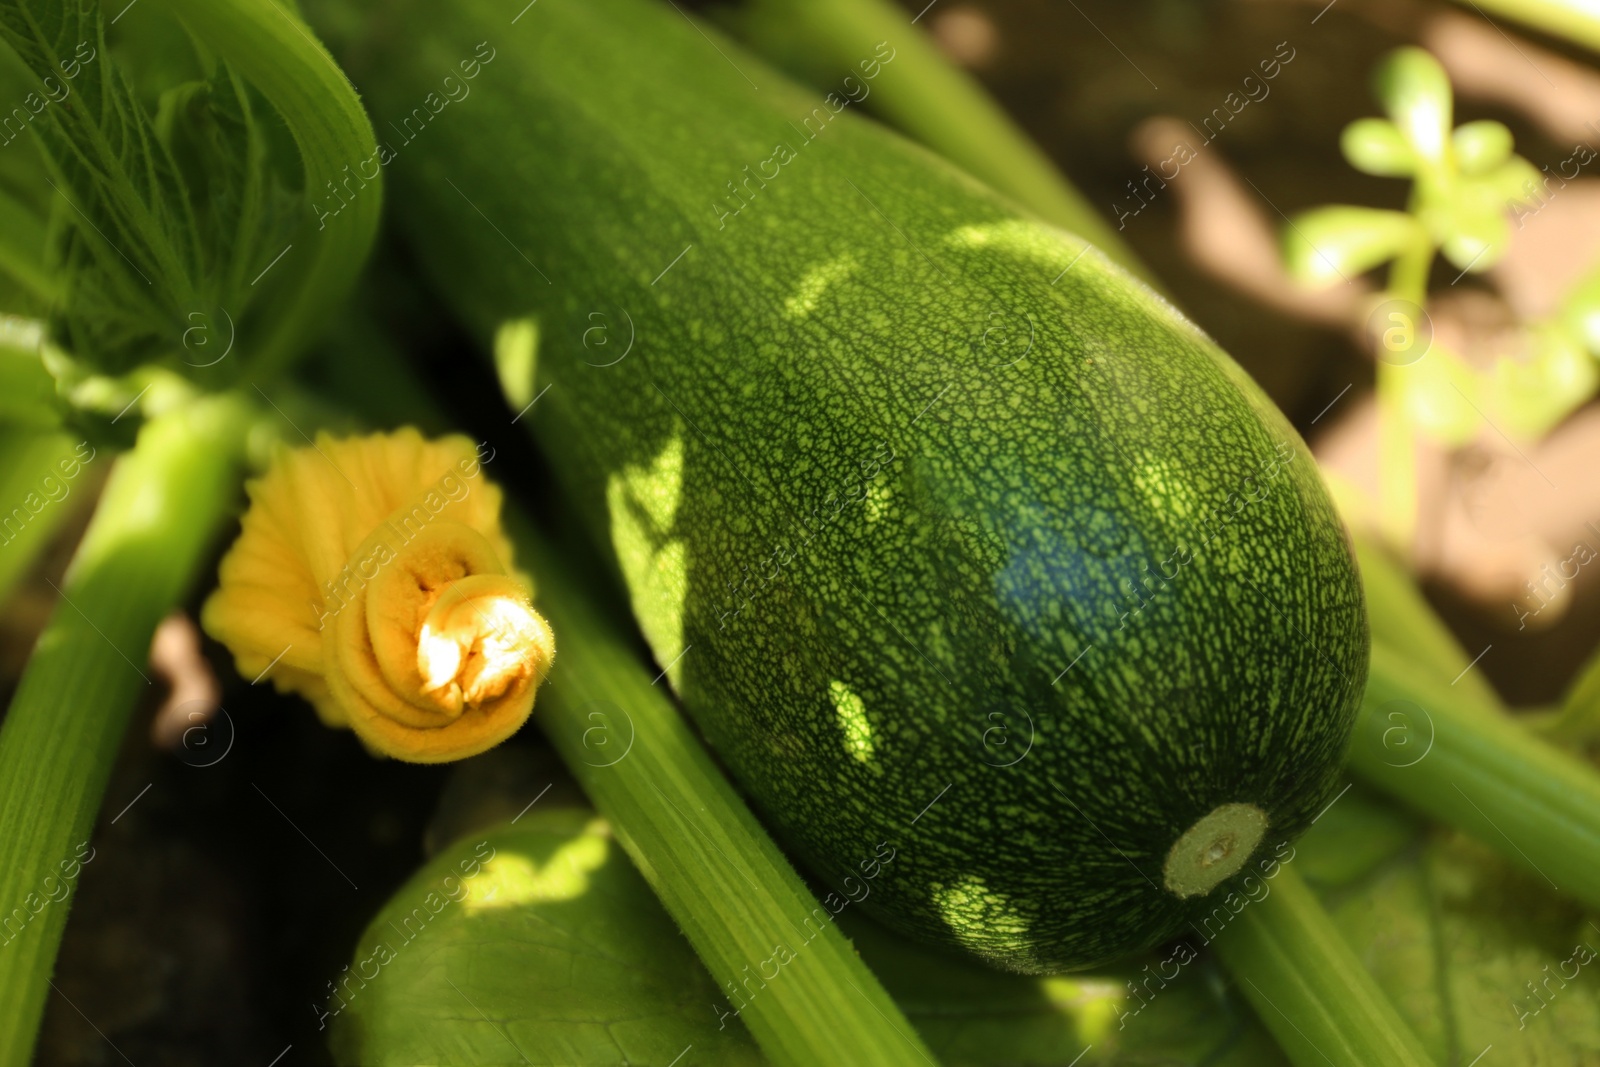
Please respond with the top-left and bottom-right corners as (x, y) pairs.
(201, 429), (554, 763)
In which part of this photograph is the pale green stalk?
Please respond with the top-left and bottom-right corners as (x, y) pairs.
(1349, 536), (1600, 905)
(0, 430), (87, 606)
(1351, 642), (1600, 911)
(1447, 0), (1600, 55)
(0, 393), (253, 1067)
(1543, 645), (1600, 745)
(1377, 234), (1432, 552)
(721, 0), (1153, 286)
(1212, 867), (1437, 1067)
(1352, 533), (1500, 710)
(507, 512), (939, 1067)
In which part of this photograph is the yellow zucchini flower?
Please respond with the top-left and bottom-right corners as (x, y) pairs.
(201, 429), (554, 763)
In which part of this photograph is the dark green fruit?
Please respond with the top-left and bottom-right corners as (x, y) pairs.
(333, 0), (1368, 972)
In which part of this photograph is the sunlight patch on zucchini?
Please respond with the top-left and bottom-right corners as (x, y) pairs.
(829, 679), (876, 764)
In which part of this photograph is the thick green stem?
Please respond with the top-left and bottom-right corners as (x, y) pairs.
(1352, 534), (1501, 710)
(1356, 531), (1600, 908)
(1543, 645), (1600, 745)
(153, 0), (381, 382)
(0, 430), (90, 606)
(508, 513), (937, 1067)
(721, 0), (1153, 286)
(0, 393), (251, 1067)
(1447, 0), (1600, 54)
(1350, 642), (1600, 910)
(1212, 866), (1437, 1067)
(1375, 363), (1418, 551)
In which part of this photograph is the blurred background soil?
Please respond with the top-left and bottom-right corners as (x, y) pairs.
(9, 0), (1600, 1061)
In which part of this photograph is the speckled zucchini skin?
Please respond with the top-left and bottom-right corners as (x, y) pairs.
(335, 0), (1368, 971)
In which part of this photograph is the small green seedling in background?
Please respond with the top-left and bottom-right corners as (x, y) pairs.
(1286, 47), (1600, 547)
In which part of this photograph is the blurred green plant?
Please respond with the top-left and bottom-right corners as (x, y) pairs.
(0, 392), (255, 1066)
(1285, 47), (1599, 549)
(0, 0), (380, 437)
(0, 0), (382, 1060)
(1447, 0), (1600, 57)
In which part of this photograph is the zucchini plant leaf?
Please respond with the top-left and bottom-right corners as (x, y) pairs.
(1299, 786), (1600, 1065)
(334, 786), (1600, 1067)
(0, 0), (294, 375)
(843, 909), (1290, 1066)
(328, 808), (767, 1067)
(331, 806), (1293, 1067)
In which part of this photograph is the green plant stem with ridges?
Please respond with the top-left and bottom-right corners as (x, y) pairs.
(1348, 534), (1600, 906)
(721, 0), (1153, 287)
(1376, 235), (1432, 553)
(1352, 534), (1501, 710)
(1352, 642), (1600, 910)
(0, 430), (87, 606)
(1212, 866), (1437, 1067)
(1447, 0), (1600, 55)
(0, 393), (251, 1067)
(1544, 645), (1600, 745)
(505, 509), (938, 1067)
(1375, 363), (1417, 551)
(152, 0), (380, 383)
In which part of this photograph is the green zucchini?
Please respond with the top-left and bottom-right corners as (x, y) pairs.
(328, 0), (1367, 972)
